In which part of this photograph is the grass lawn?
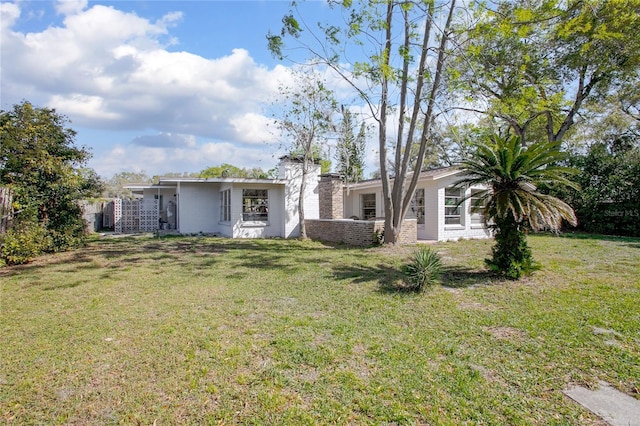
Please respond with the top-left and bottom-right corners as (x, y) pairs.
(1, 233), (639, 424)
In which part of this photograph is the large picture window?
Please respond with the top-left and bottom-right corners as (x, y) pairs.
(444, 187), (462, 225)
(469, 189), (485, 226)
(361, 193), (376, 220)
(220, 189), (231, 222)
(242, 189), (268, 221)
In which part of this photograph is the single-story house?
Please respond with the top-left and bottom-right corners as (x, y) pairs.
(125, 158), (321, 239)
(339, 167), (489, 241)
(122, 158), (488, 243)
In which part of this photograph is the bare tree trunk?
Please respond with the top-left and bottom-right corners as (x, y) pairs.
(386, 0), (457, 243)
(380, 1), (395, 244)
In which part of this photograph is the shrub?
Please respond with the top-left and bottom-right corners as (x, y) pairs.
(485, 222), (540, 280)
(0, 222), (49, 265)
(373, 229), (384, 246)
(403, 246), (443, 291)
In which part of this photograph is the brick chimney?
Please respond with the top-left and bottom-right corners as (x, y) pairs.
(319, 173), (343, 219)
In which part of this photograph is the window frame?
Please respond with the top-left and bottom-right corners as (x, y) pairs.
(469, 188), (485, 226)
(242, 189), (269, 222)
(444, 187), (463, 225)
(361, 193), (376, 220)
(219, 189), (231, 222)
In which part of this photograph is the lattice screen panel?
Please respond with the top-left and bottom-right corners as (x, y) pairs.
(114, 199), (122, 233)
(122, 200), (140, 233)
(113, 199), (160, 233)
(139, 199), (159, 232)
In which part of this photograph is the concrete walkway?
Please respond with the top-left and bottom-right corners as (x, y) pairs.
(564, 381), (640, 426)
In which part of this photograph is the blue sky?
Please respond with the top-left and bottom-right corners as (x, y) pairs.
(1, 0), (358, 178)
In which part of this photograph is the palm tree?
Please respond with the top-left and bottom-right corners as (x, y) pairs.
(456, 134), (579, 279)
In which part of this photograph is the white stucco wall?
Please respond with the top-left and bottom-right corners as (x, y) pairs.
(435, 175), (489, 241)
(343, 174), (490, 242)
(231, 184), (285, 239)
(280, 160), (321, 238)
(177, 182), (219, 234)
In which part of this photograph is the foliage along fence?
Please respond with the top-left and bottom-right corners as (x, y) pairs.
(0, 187), (13, 234)
(575, 202), (640, 238)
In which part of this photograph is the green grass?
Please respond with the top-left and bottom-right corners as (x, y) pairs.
(1, 233), (639, 424)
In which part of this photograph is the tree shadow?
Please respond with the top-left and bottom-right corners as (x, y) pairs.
(1, 235), (369, 279)
(332, 262), (504, 294)
(440, 265), (500, 288)
(332, 263), (421, 295)
(0, 236), (231, 278)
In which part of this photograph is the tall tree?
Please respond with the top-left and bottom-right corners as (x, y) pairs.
(103, 171), (153, 199)
(548, 94), (640, 236)
(335, 106), (366, 190)
(0, 101), (102, 251)
(198, 164), (276, 179)
(269, 0), (459, 244)
(272, 69), (338, 239)
(456, 134), (578, 279)
(454, 0), (640, 145)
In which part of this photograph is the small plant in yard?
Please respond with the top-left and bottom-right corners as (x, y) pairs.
(373, 229), (384, 245)
(403, 246), (443, 291)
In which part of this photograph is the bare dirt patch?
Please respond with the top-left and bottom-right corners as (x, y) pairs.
(483, 326), (527, 340)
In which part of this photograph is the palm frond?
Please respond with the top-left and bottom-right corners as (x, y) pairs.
(458, 134), (578, 232)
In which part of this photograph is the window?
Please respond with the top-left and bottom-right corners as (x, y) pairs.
(408, 188), (425, 225)
(444, 187), (462, 225)
(220, 189), (231, 222)
(242, 189), (268, 221)
(361, 193), (376, 220)
(469, 189), (485, 226)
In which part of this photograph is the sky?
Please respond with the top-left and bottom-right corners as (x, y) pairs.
(0, 0), (370, 178)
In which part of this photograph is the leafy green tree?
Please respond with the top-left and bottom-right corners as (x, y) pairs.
(199, 164), (250, 178)
(335, 106), (366, 188)
(0, 101), (102, 256)
(269, 0), (459, 244)
(457, 134), (578, 279)
(559, 134), (640, 236)
(103, 171), (153, 199)
(454, 0), (640, 145)
(198, 164), (275, 179)
(272, 69), (338, 239)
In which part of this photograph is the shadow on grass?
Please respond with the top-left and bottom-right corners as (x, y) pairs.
(332, 262), (500, 294)
(1, 235), (369, 279)
(0, 236), (231, 278)
(333, 264), (404, 287)
(440, 266), (498, 288)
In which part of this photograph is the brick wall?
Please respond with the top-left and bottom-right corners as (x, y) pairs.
(318, 174), (343, 219)
(306, 218), (417, 246)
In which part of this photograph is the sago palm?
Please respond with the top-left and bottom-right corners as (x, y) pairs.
(456, 134), (579, 279)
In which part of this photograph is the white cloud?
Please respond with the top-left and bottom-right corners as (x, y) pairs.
(54, 0), (87, 16)
(0, 2), (20, 30)
(0, 2), (283, 143)
(93, 141), (280, 178)
(1, 1), (371, 178)
(230, 113), (278, 145)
